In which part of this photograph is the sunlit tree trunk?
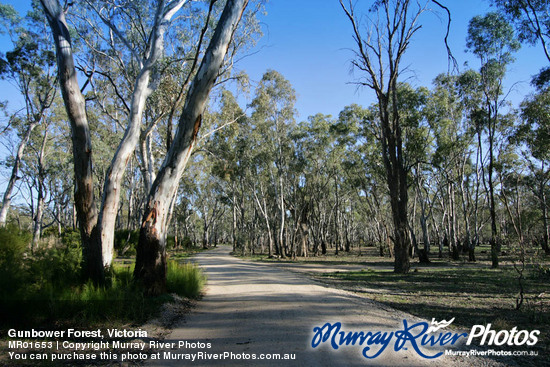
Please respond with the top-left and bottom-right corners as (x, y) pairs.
(0, 120), (39, 227)
(134, 0), (249, 295)
(95, 0), (187, 269)
(40, 0), (103, 282)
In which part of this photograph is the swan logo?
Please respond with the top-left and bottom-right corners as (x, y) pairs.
(427, 318), (455, 333)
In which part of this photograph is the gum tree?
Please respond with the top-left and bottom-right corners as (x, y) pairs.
(134, 0), (250, 295)
(466, 12), (520, 268)
(40, 0), (256, 283)
(491, 0), (550, 88)
(0, 4), (57, 228)
(339, 0), (429, 273)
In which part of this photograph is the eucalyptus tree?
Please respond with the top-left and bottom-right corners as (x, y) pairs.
(426, 74), (475, 260)
(515, 89), (550, 254)
(70, 0), (190, 269)
(395, 84), (432, 261)
(340, 0), (434, 272)
(204, 89), (249, 251)
(40, 0), (182, 280)
(491, 0), (550, 88)
(0, 3), (57, 228)
(23, 116), (51, 249)
(466, 11), (520, 268)
(248, 70), (297, 257)
(134, 0), (251, 294)
(334, 104), (391, 257)
(294, 113), (341, 256)
(41, 0), (258, 284)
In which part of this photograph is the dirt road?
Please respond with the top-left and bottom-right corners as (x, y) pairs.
(149, 246), (505, 367)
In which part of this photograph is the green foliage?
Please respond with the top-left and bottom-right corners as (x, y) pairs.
(0, 225), (31, 298)
(61, 229), (82, 248)
(114, 229), (140, 256)
(179, 236), (193, 248)
(166, 261), (206, 299)
(51, 267), (154, 324)
(27, 241), (82, 290)
(518, 89), (550, 161)
(0, 224), (205, 328)
(491, 0), (549, 48)
(466, 12), (520, 64)
(41, 225), (59, 238)
(166, 234), (176, 250)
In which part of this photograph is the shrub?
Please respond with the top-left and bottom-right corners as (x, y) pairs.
(179, 236), (193, 248)
(166, 235), (176, 249)
(27, 242), (82, 290)
(114, 229), (139, 256)
(0, 229), (206, 329)
(0, 226), (31, 297)
(42, 226), (60, 238)
(61, 229), (82, 248)
(166, 261), (205, 299)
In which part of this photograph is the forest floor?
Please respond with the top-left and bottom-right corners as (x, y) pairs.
(149, 245), (539, 367)
(236, 245), (550, 366)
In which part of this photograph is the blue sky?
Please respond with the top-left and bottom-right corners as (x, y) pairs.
(0, 0), (547, 121)
(233, 0), (548, 120)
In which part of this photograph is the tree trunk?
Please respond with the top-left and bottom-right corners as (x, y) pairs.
(278, 174), (286, 258)
(540, 170), (550, 255)
(134, 0), (249, 295)
(97, 0), (187, 269)
(0, 120), (39, 227)
(232, 189), (237, 251)
(40, 0), (103, 282)
(488, 126), (500, 268)
(449, 182), (460, 260)
(31, 192), (45, 252)
(31, 128), (50, 251)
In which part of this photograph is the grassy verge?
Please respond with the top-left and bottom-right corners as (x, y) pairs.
(0, 225), (206, 331)
(1, 260), (205, 331)
(1, 238), (207, 366)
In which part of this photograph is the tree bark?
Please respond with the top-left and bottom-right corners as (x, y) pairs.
(0, 120), (39, 227)
(541, 178), (550, 254)
(40, 0), (103, 282)
(134, 0), (249, 295)
(31, 127), (50, 251)
(96, 0), (187, 269)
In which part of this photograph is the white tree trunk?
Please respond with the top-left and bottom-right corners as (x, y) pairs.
(96, 0), (187, 268)
(134, 0), (249, 294)
(0, 120), (39, 227)
(31, 128), (50, 251)
(40, 0), (103, 282)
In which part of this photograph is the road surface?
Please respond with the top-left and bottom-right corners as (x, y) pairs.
(149, 246), (505, 367)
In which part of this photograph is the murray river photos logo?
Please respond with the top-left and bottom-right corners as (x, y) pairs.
(311, 318), (540, 359)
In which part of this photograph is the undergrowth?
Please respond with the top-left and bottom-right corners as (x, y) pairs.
(0, 226), (205, 329)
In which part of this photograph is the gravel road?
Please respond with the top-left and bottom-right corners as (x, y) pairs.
(149, 246), (509, 367)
